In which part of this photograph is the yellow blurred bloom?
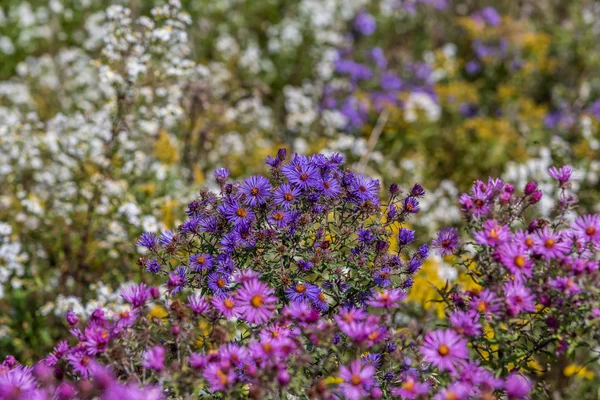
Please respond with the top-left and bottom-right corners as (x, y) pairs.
(564, 364), (595, 380)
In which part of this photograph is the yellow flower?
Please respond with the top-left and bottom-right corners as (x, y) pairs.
(323, 376), (344, 385)
(564, 365), (595, 380)
(148, 305), (168, 319)
(153, 129), (180, 165)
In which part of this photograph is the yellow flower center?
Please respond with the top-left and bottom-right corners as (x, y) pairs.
(224, 299), (234, 310)
(489, 228), (499, 240)
(514, 255), (526, 268)
(251, 295), (264, 308)
(438, 344), (450, 356)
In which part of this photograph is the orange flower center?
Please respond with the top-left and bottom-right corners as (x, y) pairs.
(197, 255), (206, 264)
(323, 181), (331, 189)
(545, 239), (555, 248)
(300, 173), (309, 181)
(295, 283), (306, 293)
(586, 226), (596, 236)
(438, 344), (450, 356)
(273, 212), (284, 221)
(368, 331), (379, 341)
(263, 342), (273, 352)
(224, 299), (234, 309)
(477, 302), (488, 312)
(514, 255), (526, 268)
(217, 279), (226, 288)
(251, 295), (264, 308)
(525, 237), (534, 247)
(284, 192), (294, 201)
(250, 187), (259, 196)
(402, 380), (415, 392)
(217, 369), (229, 385)
(351, 374), (362, 386)
(489, 228), (499, 240)
(236, 208), (248, 217)
(318, 292), (326, 302)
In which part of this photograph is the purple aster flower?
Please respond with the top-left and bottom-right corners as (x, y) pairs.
(141, 346), (165, 372)
(189, 253), (215, 272)
(273, 184), (301, 209)
(240, 175), (271, 206)
(474, 220), (510, 247)
(587, 99), (600, 120)
(207, 272), (231, 297)
(499, 242), (533, 277)
(268, 209), (291, 229)
(219, 197), (256, 227)
(370, 47), (387, 69)
(145, 259), (161, 274)
(114, 308), (138, 331)
(214, 167), (230, 184)
(366, 289), (406, 309)
(420, 329), (469, 371)
(158, 230), (175, 247)
(83, 324), (111, 355)
(571, 214), (600, 245)
(432, 227), (460, 256)
(449, 310), (482, 337)
(187, 294), (210, 314)
(354, 10), (376, 36)
(548, 165), (573, 188)
(410, 184), (426, 197)
(351, 174), (380, 203)
(137, 232), (158, 249)
(474, 7), (501, 26)
(285, 282), (320, 302)
(121, 283), (151, 308)
(235, 279), (277, 324)
(505, 373), (532, 399)
(465, 60), (481, 75)
(283, 162), (320, 191)
(504, 281), (536, 315)
(338, 359), (376, 400)
(403, 197), (420, 213)
(312, 291), (329, 312)
(398, 228), (416, 246)
(297, 260), (314, 271)
(373, 267), (392, 287)
(318, 177), (342, 199)
(418, 243), (430, 258)
(534, 228), (570, 260)
(380, 72), (403, 91)
(66, 309), (79, 326)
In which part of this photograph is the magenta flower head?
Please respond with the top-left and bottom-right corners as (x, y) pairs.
(187, 294), (210, 314)
(0, 366), (39, 399)
(474, 220), (510, 247)
(338, 359), (376, 400)
(366, 289), (406, 309)
(503, 281), (536, 315)
(432, 227), (460, 256)
(392, 375), (430, 399)
(420, 329), (469, 371)
(548, 165), (573, 188)
(505, 373), (532, 399)
(524, 181), (538, 195)
(572, 214), (600, 245)
(534, 227), (570, 261)
(449, 310), (482, 337)
(141, 346), (165, 372)
(121, 283), (151, 308)
(499, 242), (533, 277)
(66, 309), (79, 326)
(235, 278), (277, 324)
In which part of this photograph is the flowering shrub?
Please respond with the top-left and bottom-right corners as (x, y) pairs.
(2, 152), (598, 399)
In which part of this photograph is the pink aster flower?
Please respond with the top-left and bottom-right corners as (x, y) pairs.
(449, 310), (482, 337)
(547, 165), (573, 188)
(503, 281), (536, 315)
(499, 242), (534, 277)
(120, 283), (151, 308)
(433, 382), (471, 400)
(470, 289), (501, 317)
(534, 228), (570, 260)
(0, 366), (38, 399)
(514, 229), (536, 250)
(505, 373), (532, 399)
(420, 329), (469, 371)
(571, 214), (600, 245)
(203, 362), (237, 392)
(211, 295), (242, 319)
(187, 294), (210, 315)
(432, 227), (460, 256)
(548, 276), (581, 296)
(338, 359), (376, 400)
(141, 346), (165, 372)
(366, 288), (406, 309)
(235, 279), (277, 324)
(392, 376), (430, 399)
(474, 220), (510, 247)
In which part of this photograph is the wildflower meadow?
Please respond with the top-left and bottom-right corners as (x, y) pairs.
(1, 1), (600, 399)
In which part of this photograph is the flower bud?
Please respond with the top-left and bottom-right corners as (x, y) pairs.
(524, 181), (538, 195)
